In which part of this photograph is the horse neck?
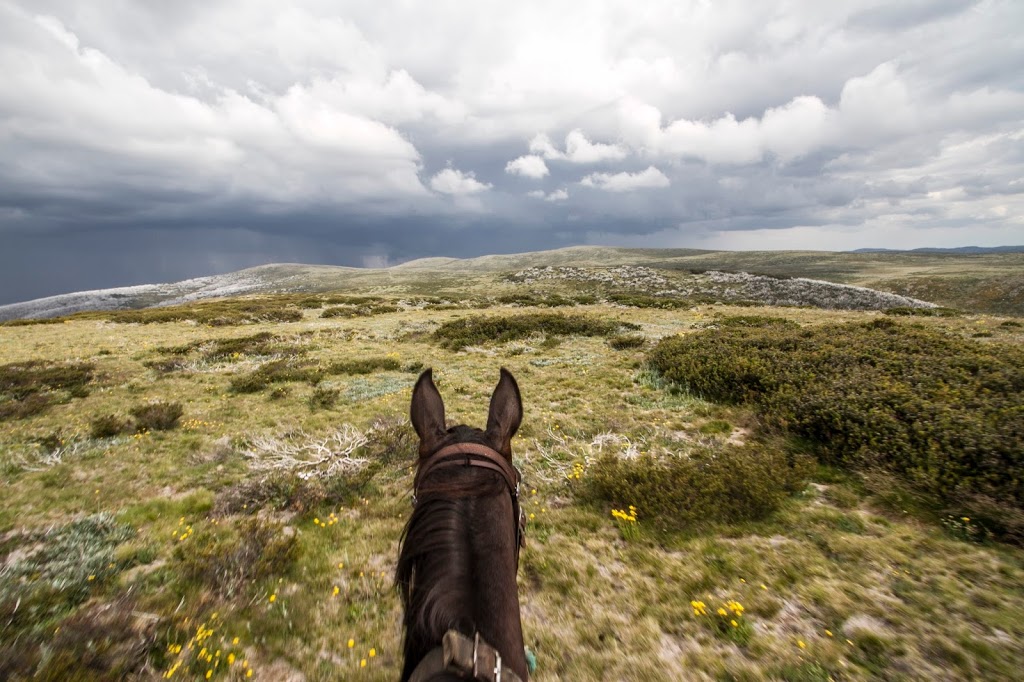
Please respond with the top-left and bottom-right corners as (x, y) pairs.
(399, 476), (528, 681)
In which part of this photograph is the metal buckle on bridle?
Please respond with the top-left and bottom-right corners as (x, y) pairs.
(472, 631), (480, 678)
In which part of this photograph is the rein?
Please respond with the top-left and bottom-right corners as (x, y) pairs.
(408, 442), (527, 682)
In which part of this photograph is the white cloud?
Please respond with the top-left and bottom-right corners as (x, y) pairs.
(0, 8), (430, 206)
(529, 129), (627, 163)
(429, 168), (492, 195)
(527, 188), (569, 201)
(563, 129), (628, 163)
(505, 154), (549, 178)
(580, 166), (670, 192)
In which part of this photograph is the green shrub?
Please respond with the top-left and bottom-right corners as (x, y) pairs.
(609, 334), (647, 350)
(433, 312), (625, 350)
(714, 315), (800, 329)
(0, 360), (95, 420)
(172, 517), (297, 598)
(309, 386), (339, 410)
(584, 443), (810, 528)
(649, 317), (1024, 539)
(229, 359), (323, 393)
(496, 293), (578, 307)
(90, 414), (132, 438)
(321, 303), (398, 318)
(327, 357), (401, 375)
(884, 306), (961, 317)
(129, 401), (183, 431)
(608, 293), (690, 309)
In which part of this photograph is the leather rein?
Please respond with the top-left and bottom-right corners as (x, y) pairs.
(407, 442), (527, 682)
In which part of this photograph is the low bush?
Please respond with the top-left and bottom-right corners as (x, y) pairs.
(433, 312), (625, 350)
(495, 292), (588, 307)
(649, 317), (1024, 540)
(714, 315), (800, 329)
(97, 299), (303, 325)
(30, 597), (158, 682)
(0, 360), (95, 421)
(129, 401), (183, 431)
(90, 414), (133, 438)
(884, 306), (961, 317)
(229, 359), (323, 393)
(608, 293), (690, 309)
(309, 385), (339, 410)
(584, 442), (810, 528)
(327, 357), (401, 375)
(608, 334), (647, 350)
(321, 303), (399, 318)
(172, 517), (297, 598)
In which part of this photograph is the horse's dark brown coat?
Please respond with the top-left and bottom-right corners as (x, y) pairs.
(396, 369), (528, 681)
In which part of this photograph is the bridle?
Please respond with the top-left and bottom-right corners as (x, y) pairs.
(407, 441), (528, 682)
(412, 441), (526, 559)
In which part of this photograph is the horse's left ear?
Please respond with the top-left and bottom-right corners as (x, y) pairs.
(411, 368), (446, 455)
(485, 367), (522, 457)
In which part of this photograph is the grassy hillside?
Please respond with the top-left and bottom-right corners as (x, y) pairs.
(2, 273), (1024, 680)
(5, 247), (1023, 321)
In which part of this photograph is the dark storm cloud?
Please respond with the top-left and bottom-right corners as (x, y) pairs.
(1, 0), (1022, 302)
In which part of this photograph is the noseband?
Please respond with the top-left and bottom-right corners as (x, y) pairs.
(408, 442), (527, 682)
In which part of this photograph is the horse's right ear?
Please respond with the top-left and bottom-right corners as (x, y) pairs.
(410, 368), (446, 454)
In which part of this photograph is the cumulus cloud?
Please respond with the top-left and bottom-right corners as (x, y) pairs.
(529, 130), (627, 163)
(429, 168), (492, 195)
(0, 7), (431, 209)
(580, 166), (670, 192)
(527, 189), (569, 201)
(505, 154), (549, 178)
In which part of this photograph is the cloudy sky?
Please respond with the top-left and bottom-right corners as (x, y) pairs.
(1, 0), (1022, 303)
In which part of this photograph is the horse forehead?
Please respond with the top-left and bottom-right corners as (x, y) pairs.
(445, 424), (487, 442)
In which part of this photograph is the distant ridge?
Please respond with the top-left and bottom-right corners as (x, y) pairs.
(851, 246), (1024, 254)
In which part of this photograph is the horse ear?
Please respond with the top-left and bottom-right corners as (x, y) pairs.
(410, 368), (446, 454)
(485, 367), (522, 457)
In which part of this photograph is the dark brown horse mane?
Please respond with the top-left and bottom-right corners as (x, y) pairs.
(395, 426), (511, 678)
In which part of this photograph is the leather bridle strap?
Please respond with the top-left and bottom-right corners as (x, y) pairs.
(414, 442), (520, 499)
(413, 441), (525, 555)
